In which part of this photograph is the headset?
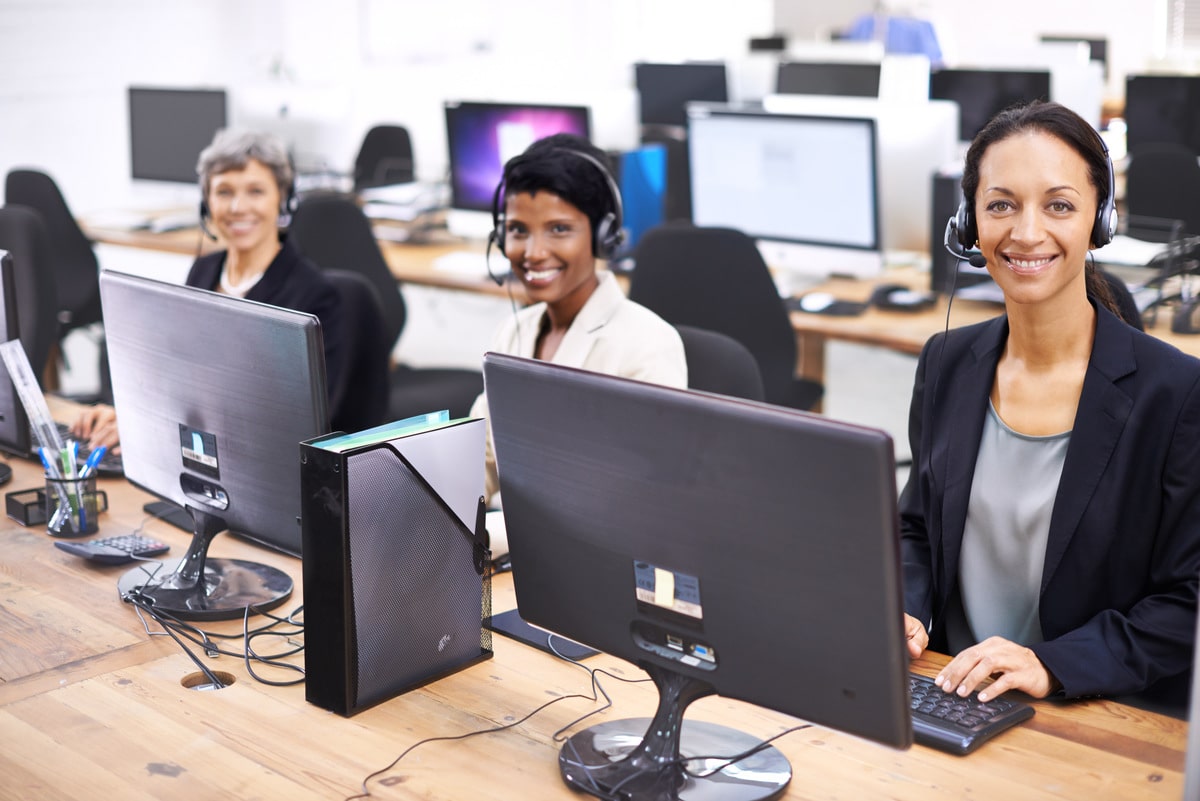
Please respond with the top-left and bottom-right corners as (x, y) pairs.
(488, 147), (626, 262)
(944, 135), (1119, 269)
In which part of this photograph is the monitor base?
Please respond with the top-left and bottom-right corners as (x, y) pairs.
(117, 557), (293, 621)
(559, 718), (791, 801)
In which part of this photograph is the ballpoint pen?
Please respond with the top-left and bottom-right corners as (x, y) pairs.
(79, 446), (108, 480)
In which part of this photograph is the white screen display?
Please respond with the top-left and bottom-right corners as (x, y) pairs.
(688, 109), (879, 251)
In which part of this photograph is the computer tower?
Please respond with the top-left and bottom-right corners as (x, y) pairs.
(301, 420), (493, 716)
(930, 170), (963, 293)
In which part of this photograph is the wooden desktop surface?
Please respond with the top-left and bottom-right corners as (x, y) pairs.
(0, 447), (1188, 800)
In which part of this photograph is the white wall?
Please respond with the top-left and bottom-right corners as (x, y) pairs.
(1, 0), (774, 214)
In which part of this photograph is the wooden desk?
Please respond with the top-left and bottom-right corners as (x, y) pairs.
(0, 453), (1187, 799)
(788, 267), (1200, 393)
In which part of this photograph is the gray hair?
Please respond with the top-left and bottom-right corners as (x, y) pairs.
(196, 129), (294, 200)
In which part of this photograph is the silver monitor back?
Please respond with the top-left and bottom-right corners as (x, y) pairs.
(100, 270), (328, 557)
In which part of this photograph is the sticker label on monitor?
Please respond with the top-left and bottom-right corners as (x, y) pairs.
(634, 561), (703, 620)
(179, 424), (219, 478)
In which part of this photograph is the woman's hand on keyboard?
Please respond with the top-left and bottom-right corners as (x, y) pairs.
(71, 404), (122, 454)
(936, 636), (1056, 702)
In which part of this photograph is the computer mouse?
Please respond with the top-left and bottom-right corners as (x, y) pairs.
(798, 292), (836, 313)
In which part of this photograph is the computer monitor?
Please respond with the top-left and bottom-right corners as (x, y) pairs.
(483, 353), (911, 800)
(929, 68), (1052, 142)
(688, 103), (883, 278)
(1124, 74), (1200, 156)
(634, 62), (729, 128)
(612, 143), (667, 260)
(128, 86), (228, 184)
(762, 94), (960, 255)
(0, 251), (30, 458)
(775, 60), (881, 97)
(100, 270), (329, 621)
(443, 100), (592, 239)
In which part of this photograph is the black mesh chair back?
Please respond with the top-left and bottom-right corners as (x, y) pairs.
(1125, 144), (1200, 240)
(628, 223), (822, 411)
(354, 125), (415, 192)
(289, 193), (407, 350)
(676, 325), (765, 402)
(322, 270), (391, 433)
(0, 205), (61, 387)
(288, 192), (483, 423)
(5, 169), (102, 334)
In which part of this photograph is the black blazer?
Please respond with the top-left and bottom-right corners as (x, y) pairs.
(899, 303), (1200, 709)
(186, 236), (347, 429)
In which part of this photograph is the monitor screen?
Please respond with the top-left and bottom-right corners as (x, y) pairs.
(100, 271), (329, 620)
(688, 104), (882, 278)
(929, 68), (1051, 141)
(1124, 74), (1200, 156)
(443, 101), (592, 215)
(776, 61), (882, 97)
(128, 87), (228, 183)
(634, 62), (729, 128)
(0, 251), (30, 458)
(484, 353), (911, 796)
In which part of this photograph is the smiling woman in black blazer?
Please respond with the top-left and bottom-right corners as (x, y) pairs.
(900, 101), (1200, 714)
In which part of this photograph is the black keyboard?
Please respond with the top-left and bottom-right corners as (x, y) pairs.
(53, 422), (124, 477)
(909, 672), (1035, 755)
(54, 533), (169, 565)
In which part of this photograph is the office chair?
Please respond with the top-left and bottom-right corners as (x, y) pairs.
(4, 169), (103, 337)
(353, 125), (416, 192)
(1125, 144), (1200, 241)
(1095, 267), (1144, 331)
(322, 269), (391, 433)
(675, 325), (765, 402)
(288, 193), (484, 421)
(0, 205), (62, 388)
(628, 223), (823, 411)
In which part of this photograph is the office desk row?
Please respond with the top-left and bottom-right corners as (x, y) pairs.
(0, 433), (1190, 799)
(82, 222), (1200, 396)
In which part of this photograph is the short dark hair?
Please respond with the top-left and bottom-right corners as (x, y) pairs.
(500, 133), (617, 255)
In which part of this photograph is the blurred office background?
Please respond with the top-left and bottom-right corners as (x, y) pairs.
(1, 0), (1196, 462)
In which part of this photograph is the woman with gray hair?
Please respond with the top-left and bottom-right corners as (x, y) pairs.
(73, 129), (349, 446)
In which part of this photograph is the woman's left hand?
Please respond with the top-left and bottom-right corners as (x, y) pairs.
(935, 636), (1059, 702)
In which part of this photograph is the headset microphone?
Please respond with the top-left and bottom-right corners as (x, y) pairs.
(943, 215), (987, 269)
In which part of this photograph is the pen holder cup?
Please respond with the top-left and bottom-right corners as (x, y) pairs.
(44, 475), (107, 538)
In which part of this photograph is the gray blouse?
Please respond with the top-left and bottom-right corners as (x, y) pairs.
(944, 401), (1071, 654)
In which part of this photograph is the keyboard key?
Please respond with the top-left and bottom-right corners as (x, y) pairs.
(909, 672), (1034, 755)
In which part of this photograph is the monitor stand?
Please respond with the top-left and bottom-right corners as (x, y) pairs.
(117, 506), (293, 621)
(557, 662), (791, 801)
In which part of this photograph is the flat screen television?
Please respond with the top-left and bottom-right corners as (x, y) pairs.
(929, 68), (1051, 142)
(483, 353), (911, 800)
(100, 271), (329, 620)
(1124, 74), (1200, 156)
(688, 103), (883, 278)
(775, 60), (882, 97)
(443, 100), (591, 239)
(634, 62), (729, 128)
(0, 250), (30, 458)
(128, 87), (228, 184)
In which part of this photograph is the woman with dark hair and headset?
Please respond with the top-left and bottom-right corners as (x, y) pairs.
(73, 129), (348, 447)
(901, 100), (1200, 714)
(470, 133), (687, 503)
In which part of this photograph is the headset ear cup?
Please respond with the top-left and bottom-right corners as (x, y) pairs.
(593, 212), (616, 258)
(199, 199), (208, 221)
(493, 213), (507, 257)
(954, 198), (976, 248)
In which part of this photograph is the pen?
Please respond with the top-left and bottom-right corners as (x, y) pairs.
(79, 446), (107, 479)
(37, 446), (61, 480)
